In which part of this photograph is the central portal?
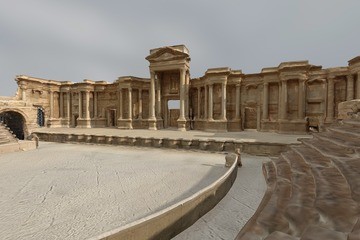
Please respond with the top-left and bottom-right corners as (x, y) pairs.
(146, 45), (191, 131)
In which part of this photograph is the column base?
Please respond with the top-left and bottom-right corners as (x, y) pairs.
(47, 118), (62, 128)
(76, 118), (92, 128)
(177, 118), (187, 131)
(117, 119), (133, 129)
(148, 118), (157, 130)
(205, 119), (228, 132)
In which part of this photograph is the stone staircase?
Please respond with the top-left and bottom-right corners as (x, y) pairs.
(236, 119), (360, 240)
(0, 122), (18, 145)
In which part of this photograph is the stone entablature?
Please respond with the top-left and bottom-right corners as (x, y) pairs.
(4, 45), (360, 134)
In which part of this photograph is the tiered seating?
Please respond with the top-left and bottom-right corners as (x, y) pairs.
(0, 123), (18, 145)
(236, 119), (360, 240)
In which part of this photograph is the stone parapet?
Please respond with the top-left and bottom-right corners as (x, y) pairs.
(33, 132), (293, 156)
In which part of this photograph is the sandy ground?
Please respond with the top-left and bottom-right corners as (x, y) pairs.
(0, 142), (228, 240)
(173, 155), (268, 240)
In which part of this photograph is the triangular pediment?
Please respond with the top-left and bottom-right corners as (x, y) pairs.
(146, 47), (189, 62)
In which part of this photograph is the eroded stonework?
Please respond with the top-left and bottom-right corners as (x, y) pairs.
(1, 45), (360, 135)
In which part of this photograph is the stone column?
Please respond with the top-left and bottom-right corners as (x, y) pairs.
(235, 84), (241, 119)
(326, 77), (335, 121)
(93, 91), (98, 118)
(149, 72), (156, 118)
(21, 85), (26, 101)
(78, 91), (82, 118)
(156, 78), (161, 118)
(262, 82), (269, 120)
(357, 72), (360, 99)
(128, 88), (132, 120)
(118, 88), (123, 120)
(221, 82), (227, 120)
(208, 84), (213, 120)
(85, 91), (90, 119)
(138, 89), (142, 119)
(197, 87), (201, 119)
(59, 92), (64, 118)
(204, 85), (208, 119)
(185, 71), (190, 119)
(298, 79), (305, 119)
(149, 71), (156, 130)
(179, 68), (186, 121)
(66, 92), (71, 120)
(50, 90), (54, 119)
(280, 80), (287, 119)
(347, 74), (354, 101)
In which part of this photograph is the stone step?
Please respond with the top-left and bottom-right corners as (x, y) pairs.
(329, 157), (360, 202)
(314, 131), (360, 150)
(342, 119), (360, 128)
(279, 151), (318, 236)
(292, 146), (358, 233)
(329, 125), (360, 138)
(300, 138), (354, 158)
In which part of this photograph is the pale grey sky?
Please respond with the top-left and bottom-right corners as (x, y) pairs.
(1, 0), (359, 96)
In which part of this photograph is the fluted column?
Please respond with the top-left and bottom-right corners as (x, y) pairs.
(347, 74), (354, 101)
(197, 87), (201, 119)
(357, 72), (360, 99)
(85, 91), (90, 119)
(326, 77), (335, 121)
(280, 80), (287, 119)
(262, 82), (269, 120)
(298, 79), (306, 119)
(50, 90), (54, 119)
(235, 84), (241, 119)
(208, 84), (213, 120)
(78, 91), (82, 118)
(221, 82), (227, 120)
(59, 92), (64, 118)
(138, 89), (142, 119)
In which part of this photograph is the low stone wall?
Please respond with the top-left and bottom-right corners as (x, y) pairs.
(89, 148), (238, 240)
(33, 132), (292, 156)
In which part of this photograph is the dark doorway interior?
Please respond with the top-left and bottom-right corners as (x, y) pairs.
(37, 107), (45, 127)
(0, 111), (25, 139)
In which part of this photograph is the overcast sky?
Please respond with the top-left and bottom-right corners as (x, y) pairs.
(1, 0), (359, 96)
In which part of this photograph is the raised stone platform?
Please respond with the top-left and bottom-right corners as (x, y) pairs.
(33, 128), (309, 156)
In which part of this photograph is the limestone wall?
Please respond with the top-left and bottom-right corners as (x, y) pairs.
(2, 45), (360, 134)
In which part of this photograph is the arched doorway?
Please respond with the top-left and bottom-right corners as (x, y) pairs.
(0, 111), (26, 140)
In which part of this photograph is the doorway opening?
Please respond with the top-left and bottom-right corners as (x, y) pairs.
(167, 100), (180, 128)
(0, 111), (26, 139)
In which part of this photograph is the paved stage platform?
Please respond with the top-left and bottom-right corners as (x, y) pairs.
(34, 127), (309, 144)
